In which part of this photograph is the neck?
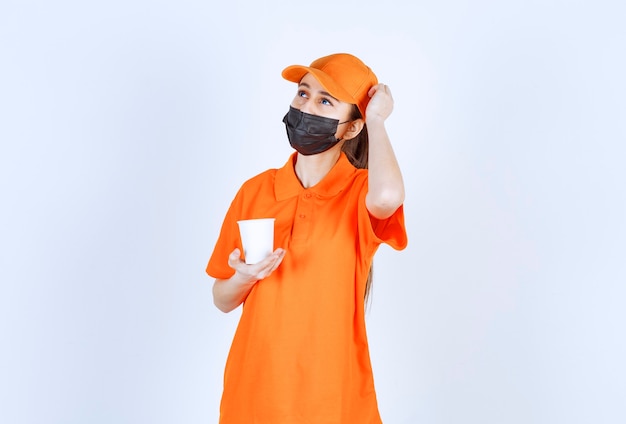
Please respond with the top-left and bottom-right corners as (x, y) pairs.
(294, 147), (342, 188)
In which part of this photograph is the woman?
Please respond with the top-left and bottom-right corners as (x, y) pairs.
(207, 53), (407, 423)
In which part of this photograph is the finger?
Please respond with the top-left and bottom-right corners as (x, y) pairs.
(239, 247), (279, 275)
(268, 253), (286, 273)
(254, 249), (285, 278)
(255, 248), (283, 266)
(267, 249), (286, 272)
(385, 85), (393, 100)
(262, 249), (285, 271)
(227, 248), (243, 268)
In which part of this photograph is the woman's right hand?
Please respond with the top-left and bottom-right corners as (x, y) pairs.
(213, 247), (286, 313)
(228, 247), (286, 284)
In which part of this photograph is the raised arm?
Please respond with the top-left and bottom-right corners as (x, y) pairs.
(364, 83), (405, 219)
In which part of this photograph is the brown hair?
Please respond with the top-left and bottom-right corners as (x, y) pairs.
(341, 105), (373, 305)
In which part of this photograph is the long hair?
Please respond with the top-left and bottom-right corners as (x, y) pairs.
(341, 105), (373, 305)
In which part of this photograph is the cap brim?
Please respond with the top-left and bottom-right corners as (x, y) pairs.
(282, 65), (357, 105)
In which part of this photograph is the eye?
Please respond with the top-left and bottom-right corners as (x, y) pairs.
(320, 97), (333, 106)
(298, 90), (308, 98)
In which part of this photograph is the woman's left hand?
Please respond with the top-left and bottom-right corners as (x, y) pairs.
(365, 83), (394, 122)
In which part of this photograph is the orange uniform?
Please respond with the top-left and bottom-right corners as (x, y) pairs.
(207, 152), (407, 423)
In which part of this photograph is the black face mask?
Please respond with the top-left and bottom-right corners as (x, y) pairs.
(282, 106), (349, 155)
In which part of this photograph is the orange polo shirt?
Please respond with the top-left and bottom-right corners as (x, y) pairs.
(207, 152), (407, 424)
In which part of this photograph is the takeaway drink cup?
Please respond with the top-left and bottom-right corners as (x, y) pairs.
(237, 218), (275, 264)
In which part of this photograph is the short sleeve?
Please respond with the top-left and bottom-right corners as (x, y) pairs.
(206, 190), (244, 280)
(356, 175), (408, 252)
(369, 204), (407, 250)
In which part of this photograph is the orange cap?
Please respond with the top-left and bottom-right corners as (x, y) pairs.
(282, 53), (378, 120)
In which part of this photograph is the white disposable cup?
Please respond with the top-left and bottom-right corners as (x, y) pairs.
(237, 218), (275, 264)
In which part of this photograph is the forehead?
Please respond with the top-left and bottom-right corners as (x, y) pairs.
(299, 73), (325, 88)
(298, 73), (342, 102)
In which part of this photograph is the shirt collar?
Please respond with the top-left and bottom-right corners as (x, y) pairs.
(274, 152), (358, 201)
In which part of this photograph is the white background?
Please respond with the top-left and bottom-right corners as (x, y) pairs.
(1, 1), (625, 423)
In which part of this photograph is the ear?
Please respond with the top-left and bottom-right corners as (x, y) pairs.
(341, 118), (365, 140)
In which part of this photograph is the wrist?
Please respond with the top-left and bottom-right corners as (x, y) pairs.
(365, 115), (386, 128)
(232, 270), (258, 286)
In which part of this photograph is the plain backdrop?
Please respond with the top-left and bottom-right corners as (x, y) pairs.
(1, 1), (625, 423)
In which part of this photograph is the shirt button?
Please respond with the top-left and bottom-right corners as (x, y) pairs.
(299, 214), (306, 219)
(305, 193), (313, 199)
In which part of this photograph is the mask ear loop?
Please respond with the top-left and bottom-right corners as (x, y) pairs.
(335, 120), (352, 142)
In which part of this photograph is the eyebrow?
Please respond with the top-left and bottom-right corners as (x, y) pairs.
(298, 82), (340, 103)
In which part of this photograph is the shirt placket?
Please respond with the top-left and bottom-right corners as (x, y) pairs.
(291, 190), (315, 245)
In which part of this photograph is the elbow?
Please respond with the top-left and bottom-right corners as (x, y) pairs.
(213, 296), (238, 313)
(213, 297), (229, 313)
(366, 188), (405, 219)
